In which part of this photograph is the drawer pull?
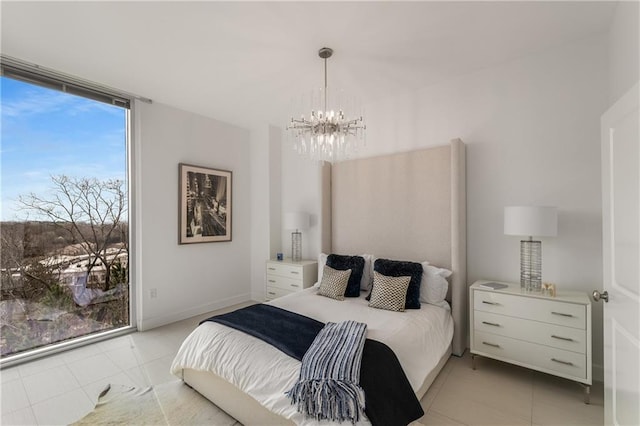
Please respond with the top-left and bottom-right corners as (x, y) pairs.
(290, 271), (300, 275)
(268, 279), (276, 283)
(551, 311), (574, 318)
(290, 284), (299, 288)
(551, 358), (574, 366)
(482, 301), (500, 306)
(268, 267), (276, 271)
(482, 321), (501, 327)
(551, 335), (574, 342)
(267, 291), (276, 296)
(482, 341), (500, 348)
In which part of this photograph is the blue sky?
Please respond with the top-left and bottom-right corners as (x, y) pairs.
(1, 77), (127, 221)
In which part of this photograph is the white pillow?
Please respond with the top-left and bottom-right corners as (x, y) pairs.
(420, 261), (452, 309)
(316, 253), (329, 286)
(317, 253), (374, 291)
(359, 254), (374, 291)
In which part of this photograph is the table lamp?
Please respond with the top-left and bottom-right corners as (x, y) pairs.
(284, 212), (309, 262)
(504, 206), (557, 291)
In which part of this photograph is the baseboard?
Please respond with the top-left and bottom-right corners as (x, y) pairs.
(138, 293), (252, 331)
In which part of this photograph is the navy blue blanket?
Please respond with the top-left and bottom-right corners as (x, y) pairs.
(202, 304), (424, 426)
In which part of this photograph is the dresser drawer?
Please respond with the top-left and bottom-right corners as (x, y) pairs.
(266, 274), (303, 291)
(474, 331), (587, 380)
(474, 290), (586, 329)
(474, 311), (586, 354)
(265, 286), (294, 301)
(266, 262), (304, 279)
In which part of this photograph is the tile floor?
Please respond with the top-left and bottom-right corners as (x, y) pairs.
(1, 302), (603, 425)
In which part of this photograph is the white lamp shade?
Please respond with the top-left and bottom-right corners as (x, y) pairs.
(284, 212), (310, 231)
(504, 206), (557, 237)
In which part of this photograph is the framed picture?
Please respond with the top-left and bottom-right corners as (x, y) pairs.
(179, 163), (232, 244)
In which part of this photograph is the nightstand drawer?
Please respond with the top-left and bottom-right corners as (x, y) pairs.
(265, 259), (317, 301)
(474, 311), (586, 354)
(265, 286), (294, 301)
(474, 331), (586, 380)
(266, 275), (303, 291)
(266, 262), (303, 279)
(474, 291), (586, 329)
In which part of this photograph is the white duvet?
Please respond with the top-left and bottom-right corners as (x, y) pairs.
(170, 288), (453, 425)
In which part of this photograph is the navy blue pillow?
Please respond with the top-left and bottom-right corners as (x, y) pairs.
(372, 259), (422, 309)
(326, 254), (365, 297)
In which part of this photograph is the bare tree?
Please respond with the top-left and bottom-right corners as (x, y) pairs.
(17, 175), (128, 291)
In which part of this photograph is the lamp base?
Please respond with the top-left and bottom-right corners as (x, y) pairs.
(291, 231), (302, 262)
(520, 239), (542, 291)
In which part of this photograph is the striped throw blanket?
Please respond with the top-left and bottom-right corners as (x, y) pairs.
(286, 320), (367, 423)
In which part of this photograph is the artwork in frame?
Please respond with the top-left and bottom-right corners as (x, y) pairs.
(179, 163), (232, 244)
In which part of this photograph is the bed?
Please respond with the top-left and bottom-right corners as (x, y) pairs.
(171, 139), (467, 425)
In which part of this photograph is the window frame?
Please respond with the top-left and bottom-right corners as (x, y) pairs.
(0, 56), (141, 368)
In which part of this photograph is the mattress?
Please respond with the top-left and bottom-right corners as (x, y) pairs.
(170, 288), (454, 425)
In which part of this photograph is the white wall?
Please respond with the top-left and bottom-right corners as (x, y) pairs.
(135, 101), (251, 330)
(280, 142), (324, 260)
(608, 0), (639, 103)
(249, 125), (282, 301)
(279, 34), (609, 378)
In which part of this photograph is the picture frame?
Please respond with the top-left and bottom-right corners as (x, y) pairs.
(179, 163), (232, 244)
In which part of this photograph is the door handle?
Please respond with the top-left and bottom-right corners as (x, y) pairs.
(592, 290), (609, 303)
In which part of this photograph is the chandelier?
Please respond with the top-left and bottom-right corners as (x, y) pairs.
(287, 47), (366, 163)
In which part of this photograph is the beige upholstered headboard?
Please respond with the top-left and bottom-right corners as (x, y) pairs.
(327, 138), (467, 356)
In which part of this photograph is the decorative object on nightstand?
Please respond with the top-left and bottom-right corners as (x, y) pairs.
(265, 259), (318, 301)
(504, 205), (557, 291)
(284, 212), (310, 262)
(469, 280), (592, 403)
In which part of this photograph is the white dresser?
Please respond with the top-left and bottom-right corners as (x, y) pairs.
(470, 280), (592, 402)
(265, 259), (318, 301)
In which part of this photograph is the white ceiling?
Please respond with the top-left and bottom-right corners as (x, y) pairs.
(1, 1), (616, 129)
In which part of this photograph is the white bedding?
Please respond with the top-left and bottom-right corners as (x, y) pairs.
(170, 288), (453, 425)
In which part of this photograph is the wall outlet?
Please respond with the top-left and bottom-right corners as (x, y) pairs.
(149, 288), (158, 299)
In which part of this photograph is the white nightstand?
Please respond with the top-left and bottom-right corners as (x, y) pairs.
(265, 259), (318, 301)
(469, 280), (592, 403)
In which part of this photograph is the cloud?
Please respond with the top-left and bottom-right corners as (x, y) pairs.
(1, 82), (123, 119)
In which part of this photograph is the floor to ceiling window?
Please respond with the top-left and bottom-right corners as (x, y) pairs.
(0, 60), (133, 362)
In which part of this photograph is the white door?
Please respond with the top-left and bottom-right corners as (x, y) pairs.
(599, 81), (640, 426)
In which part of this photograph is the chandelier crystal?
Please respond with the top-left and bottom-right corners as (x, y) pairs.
(287, 47), (366, 163)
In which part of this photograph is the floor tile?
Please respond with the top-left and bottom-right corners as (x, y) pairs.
(0, 406), (37, 426)
(422, 410), (468, 425)
(82, 371), (139, 404)
(430, 355), (533, 426)
(532, 400), (603, 426)
(532, 372), (602, 406)
(21, 364), (80, 404)
(0, 367), (21, 384)
(532, 373), (604, 426)
(59, 342), (102, 363)
(129, 334), (176, 363)
(31, 388), (93, 426)
(17, 352), (66, 378)
(430, 394), (531, 426)
(1, 378), (31, 412)
(66, 352), (121, 386)
(436, 361), (533, 422)
(141, 354), (176, 386)
(420, 367), (450, 412)
(104, 344), (142, 371)
(95, 334), (135, 352)
(125, 365), (152, 387)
